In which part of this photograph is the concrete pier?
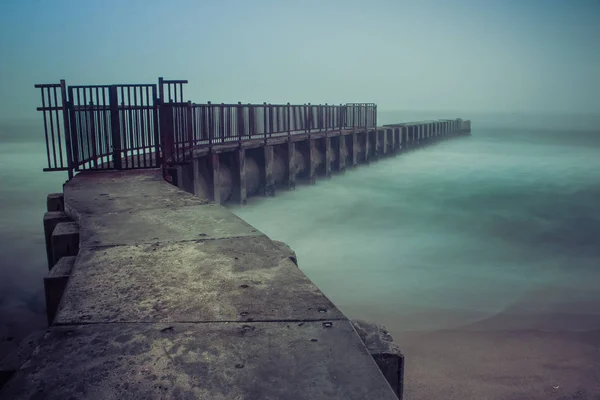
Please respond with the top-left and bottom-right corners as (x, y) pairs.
(171, 119), (471, 204)
(1, 170), (402, 399)
(3, 106), (471, 398)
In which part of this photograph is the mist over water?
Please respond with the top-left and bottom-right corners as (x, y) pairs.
(232, 111), (600, 333)
(0, 112), (599, 354)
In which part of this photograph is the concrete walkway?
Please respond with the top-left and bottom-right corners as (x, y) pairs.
(0, 170), (397, 399)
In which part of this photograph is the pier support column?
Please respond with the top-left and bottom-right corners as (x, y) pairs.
(338, 135), (347, 172)
(263, 146), (275, 196)
(43, 211), (71, 270)
(388, 128), (395, 153)
(232, 148), (247, 204)
(210, 153), (221, 204)
(373, 129), (380, 158)
(364, 131), (370, 162)
(174, 165), (185, 191)
(287, 141), (296, 189)
(352, 132), (358, 167)
(51, 222), (79, 266)
(381, 129), (388, 155)
(324, 137), (332, 177)
(46, 193), (64, 212)
(44, 256), (75, 325)
(308, 139), (317, 184)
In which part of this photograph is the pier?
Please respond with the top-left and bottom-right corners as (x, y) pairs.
(0, 77), (470, 399)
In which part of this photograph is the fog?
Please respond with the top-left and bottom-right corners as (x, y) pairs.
(1, 0), (600, 124)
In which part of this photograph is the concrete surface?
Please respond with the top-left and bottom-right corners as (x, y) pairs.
(0, 322), (396, 400)
(44, 256), (76, 325)
(0, 169), (397, 399)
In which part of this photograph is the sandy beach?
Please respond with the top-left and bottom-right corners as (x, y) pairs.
(394, 328), (600, 400)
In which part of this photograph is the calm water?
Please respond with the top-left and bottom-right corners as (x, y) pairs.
(1, 112), (599, 353)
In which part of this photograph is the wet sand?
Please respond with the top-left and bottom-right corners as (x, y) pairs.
(394, 328), (600, 400)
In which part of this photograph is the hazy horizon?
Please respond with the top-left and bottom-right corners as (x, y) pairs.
(2, 0), (600, 123)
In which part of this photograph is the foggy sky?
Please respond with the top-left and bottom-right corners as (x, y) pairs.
(1, 0), (599, 121)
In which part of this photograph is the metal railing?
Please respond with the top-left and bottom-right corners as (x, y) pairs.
(35, 78), (377, 179)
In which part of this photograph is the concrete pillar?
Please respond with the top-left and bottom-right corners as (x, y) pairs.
(338, 136), (347, 172)
(352, 132), (358, 167)
(364, 131), (370, 162)
(51, 222), (79, 266)
(373, 129), (379, 158)
(263, 146), (275, 196)
(351, 320), (405, 400)
(174, 165), (185, 190)
(397, 128), (402, 150)
(44, 256), (75, 325)
(382, 129), (388, 155)
(210, 153), (221, 204)
(287, 141), (296, 189)
(47, 193), (64, 212)
(324, 137), (332, 177)
(232, 149), (247, 204)
(308, 139), (317, 184)
(43, 211), (71, 270)
(192, 159), (201, 197)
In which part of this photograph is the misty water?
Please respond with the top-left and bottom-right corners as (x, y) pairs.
(1, 112), (600, 352)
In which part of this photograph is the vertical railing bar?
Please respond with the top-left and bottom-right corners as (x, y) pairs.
(46, 87), (58, 168)
(208, 102), (213, 148)
(126, 87), (134, 169)
(133, 87), (141, 168)
(82, 88), (92, 169)
(89, 98), (98, 168)
(119, 86), (127, 168)
(40, 88), (52, 168)
(219, 103), (225, 143)
(52, 87), (65, 168)
(101, 88), (109, 165)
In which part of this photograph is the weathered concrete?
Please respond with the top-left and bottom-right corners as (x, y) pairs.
(44, 256), (76, 325)
(50, 221), (79, 266)
(43, 211), (71, 270)
(46, 193), (64, 212)
(0, 330), (45, 390)
(352, 320), (405, 399)
(0, 322), (395, 400)
(1, 169), (398, 399)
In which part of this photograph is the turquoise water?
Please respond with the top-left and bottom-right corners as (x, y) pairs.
(232, 112), (600, 333)
(0, 112), (599, 349)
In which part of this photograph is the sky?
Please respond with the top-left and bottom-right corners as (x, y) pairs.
(0, 0), (599, 121)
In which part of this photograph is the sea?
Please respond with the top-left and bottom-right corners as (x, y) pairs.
(1, 111), (599, 397)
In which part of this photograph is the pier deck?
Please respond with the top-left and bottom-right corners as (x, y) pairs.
(0, 170), (398, 399)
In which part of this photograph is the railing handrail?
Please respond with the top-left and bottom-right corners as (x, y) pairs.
(34, 77), (378, 179)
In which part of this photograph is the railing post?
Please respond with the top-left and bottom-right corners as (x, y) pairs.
(263, 102), (268, 143)
(208, 101), (213, 149)
(238, 101), (243, 145)
(287, 103), (291, 139)
(108, 86), (122, 170)
(374, 104), (377, 128)
(59, 80), (74, 180)
(268, 103), (273, 137)
(186, 101), (193, 160)
(307, 103), (311, 133)
(248, 104), (254, 139)
(150, 85), (161, 168)
(220, 103), (225, 144)
(158, 77), (164, 104)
